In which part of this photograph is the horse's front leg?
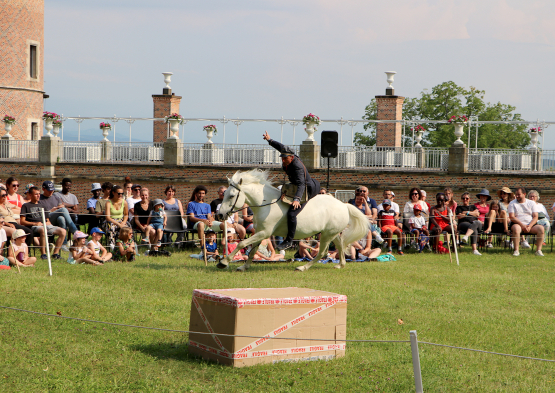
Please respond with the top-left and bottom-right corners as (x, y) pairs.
(236, 242), (260, 272)
(216, 232), (270, 269)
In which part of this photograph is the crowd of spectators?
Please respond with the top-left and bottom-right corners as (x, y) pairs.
(0, 176), (551, 270)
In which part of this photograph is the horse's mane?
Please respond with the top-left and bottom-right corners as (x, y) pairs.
(230, 169), (274, 187)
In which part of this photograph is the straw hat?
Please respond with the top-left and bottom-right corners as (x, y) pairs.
(12, 229), (28, 239)
(497, 187), (514, 200)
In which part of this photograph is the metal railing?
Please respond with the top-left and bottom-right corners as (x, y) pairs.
(60, 141), (164, 164)
(0, 140), (39, 161)
(468, 148), (544, 172)
(182, 143), (298, 166)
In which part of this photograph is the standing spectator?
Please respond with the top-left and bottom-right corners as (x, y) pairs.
(84, 183), (102, 233)
(126, 184), (142, 225)
(54, 178), (79, 226)
(210, 186), (227, 214)
(349, 186), (378, 219)
(134, 188), (154, 244)
(5, 177), (24, 217)
(444, 187), (457, 214)
(508, 187), (544, 256)
(527, 190), (550, 235)
(430, 193), (456, 253)
(403, 188), (429, 218)
(187, 185), (224, 248)
(0, 188), (32, 245)
(474, 189), (491, 223)
(147, 199), (167, 250)
(39, 180), (78, 251)
(95, 182), (113, 229)
(162, 185), (185, 246)
(20, 186), (66, 260)
(456, 192), (482, 255)
(105, 185), (129, 247)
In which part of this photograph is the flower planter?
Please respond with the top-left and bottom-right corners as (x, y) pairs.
(304, 121), (317, 142)
(415, 131), (423, 148)
(205, 129), (215, 144)
(44, 118), (53, 137)
(453, 123), (465, 146)
(4, 123), (12, 138)
(101, 127), (111, 141)
(168, 119), (180, 139)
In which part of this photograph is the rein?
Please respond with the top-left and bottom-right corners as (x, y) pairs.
(226, 182), (280, 216)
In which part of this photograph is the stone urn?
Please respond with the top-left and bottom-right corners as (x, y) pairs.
(304, 121), (317, 142)
(453, 123), (465, 146)
(530, 131), (539, 150)
(44, 118), (53, 137)
(101, 127), (111, 141)
(415, 130), (423, 148)
(53, 123), (61, 137)
(205, 127), (215, 144)
(168, 119), (180, 139)
(4, 122), (12, 138)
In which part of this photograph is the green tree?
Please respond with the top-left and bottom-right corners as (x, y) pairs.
(357, 81), (530, 149)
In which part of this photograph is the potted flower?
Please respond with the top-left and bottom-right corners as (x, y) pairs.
(2, 115), (15, 137)
(411, 124), (426, 148)
(203, 124), (218, 144)
(448, 115), (468, 146)
(42, 111), (59, 137)
(529, 127), (542, 149)
(99, 122), (111, 141)
(302, 113), (321, 142)
(164, 113), (183, 139)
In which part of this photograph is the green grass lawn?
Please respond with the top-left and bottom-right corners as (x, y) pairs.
(1, 246), (555, 392)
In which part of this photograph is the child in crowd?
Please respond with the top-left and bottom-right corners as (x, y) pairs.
(147, 199), (166, 251)
(409, 205), (429, 252)
(0, 217), (10, 269)
(8, 229), (36, 267)
(189, 230), (219, 261)
(378, 199), (404, 255)
(252, 238), (285, 261)
(225, 228), (247, 261)
(87, 227), (112, 263)
(295, 238), (320, 260)
(115, 227), (137, 262)
(68, 231), (101, 265)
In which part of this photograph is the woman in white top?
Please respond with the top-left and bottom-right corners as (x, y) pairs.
(403, 188), (429, 219)
(528, 190), (550, 233)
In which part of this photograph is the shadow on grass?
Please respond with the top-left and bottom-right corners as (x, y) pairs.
(130, 341), (216, 366)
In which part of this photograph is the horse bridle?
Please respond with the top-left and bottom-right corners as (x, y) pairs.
(224, 181), (280, 217)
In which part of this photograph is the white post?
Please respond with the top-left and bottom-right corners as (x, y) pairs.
(223, 220), (228, 257)
(449, 211), (459, 266)
(61, 114), (64, 140)
(40, 208), (52, 277)
(409, 330), (424, 393)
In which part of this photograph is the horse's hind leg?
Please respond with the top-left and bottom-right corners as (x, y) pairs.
(332, 235), (347, 269)
(236, 242), (260, 272)
(295, 234), (336, 272)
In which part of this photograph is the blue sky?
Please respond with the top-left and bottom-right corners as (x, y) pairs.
(44, 0), (555, 146)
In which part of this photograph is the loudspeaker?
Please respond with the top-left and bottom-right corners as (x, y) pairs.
(321, 131), (338, 158)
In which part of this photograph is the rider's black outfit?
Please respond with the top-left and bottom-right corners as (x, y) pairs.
(267, 139), (320, 248)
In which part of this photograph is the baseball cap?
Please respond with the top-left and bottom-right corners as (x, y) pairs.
(413, 204), (422, 211)
(42, 180), (55, 191)
(227, 228), (236, 234)
(91, 183), (102, 192)
(90, 227), (105, 235)
(12, 229), (28, 239)
(420, 190), (427, 197)
(24, 184), (34, 194)
(382, 199), (392, 206)
(132, 184), (141, 190)
(73, 231), (88, 239)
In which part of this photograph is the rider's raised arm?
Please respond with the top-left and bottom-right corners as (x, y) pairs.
(268, 138), (287, 153)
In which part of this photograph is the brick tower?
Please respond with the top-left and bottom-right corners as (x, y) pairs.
(152, 73), (182, 142)
(375, 71), (404, 148)
(0, 0), (45, 140)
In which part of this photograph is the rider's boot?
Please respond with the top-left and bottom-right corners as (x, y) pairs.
(277, 237), (294, 251)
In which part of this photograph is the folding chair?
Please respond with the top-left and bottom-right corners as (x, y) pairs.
(163, 211), (190, 248)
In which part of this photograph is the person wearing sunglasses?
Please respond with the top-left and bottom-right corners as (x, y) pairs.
(104, 185), (129, 248)
(0, 187), (33, 246)
(455, 192), (482, 255)
(403, 188), (429, 219)
(348, 186), (378, 220)
(5, 177), (25, 217)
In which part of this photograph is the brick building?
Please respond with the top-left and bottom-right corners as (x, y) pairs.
(0, 0), (45, 140)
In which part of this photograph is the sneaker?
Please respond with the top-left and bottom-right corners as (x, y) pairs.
(156, 241), (162, 248)
(375, 234), (384, 244)
(52, 254), (61, 260)
(461, 236), (468, 244)
(521, 240), (531, 249)
(513, 251), (520, 256)
(61, 244), (70, 252)
(486, 243), (493, 248)
(473, 250), (482, 256)
(535, 250), (544, 257)
(41, 254), (48, 260)
(279, 250), (286, 256)
(398, 250), (404, 255)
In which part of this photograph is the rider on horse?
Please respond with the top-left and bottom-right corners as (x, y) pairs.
(263, 131), (320, 250)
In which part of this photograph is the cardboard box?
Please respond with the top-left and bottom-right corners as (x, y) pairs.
(188, 287), (347, 367)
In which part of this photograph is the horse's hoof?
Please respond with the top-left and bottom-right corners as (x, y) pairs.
(334, 264), (343, 269)
(235, 267), (246, 272)
(295, 266), (305, 272)
(216, 262), (228, 269)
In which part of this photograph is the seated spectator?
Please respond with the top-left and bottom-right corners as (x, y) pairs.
(508, 187), (544, 256)
(377, 190), (402, 230)
(527, 190), (550, 235)
(456, 192), (482, 255)
(295, 237), (320, 260)
(430, 193), (456, 253)
(54, 178), (79, 226)
(83, 183), (102, 233)
(225, 228), (247, 261)
(409, 205), (429, 253)
(7, 229), (36, 268)
(498, 187), (515, 211)
(23, 184), (34, 204)
(123, 179), (133, 199)
(403, 188), (429, 219)
(134, 188), (154, 243)
(190, 230), (219, 261)
(378, 199), (403, 255)
(147, 199), (166, 250)
(87, 227), (112, 263)
(39, 180), (78, 251)
(210, 186), (227, 214)
(68, 231), (100, 266)
(349, 186), (377, 219)
(474, 189), (491, 224)
(0, 188), (32, 245)
(352, 192), (372, 218)
(163, 185), (186, 246)
(105, 185), (129, 247)
(126, 184), (142, 226)
(252, 238), (284, 261)
(187, 185), (224, 248)
(114, 227), (137, 262)
(483, 201), (509, 249)
(5, 177), (24, 217)
(444, 187), (457, 214)
(221, 208), (246, 240)
(319, 188), (327, 195)
(420, 189), (431, 213)
(349, 229), (382, 260)
(240, 204), (255, 234)
(95, 182), (113, 230)
(20, 186), (66, 260)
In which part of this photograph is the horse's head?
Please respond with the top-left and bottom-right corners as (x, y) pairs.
(216, 178), (246, 221)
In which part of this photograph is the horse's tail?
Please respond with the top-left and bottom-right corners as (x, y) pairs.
(341, 204), (372, 249)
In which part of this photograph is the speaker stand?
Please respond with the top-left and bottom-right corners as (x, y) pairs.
(327, 155), (330, 191)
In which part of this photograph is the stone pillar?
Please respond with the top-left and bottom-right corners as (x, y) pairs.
(530, 148), (543, 171)
(415, 146), (425, 169)
(38, 135), (60, 176)
(300, 140), (320, 170)
(101, 140), (112, 162)
(448, 144), (468, 173)
(152, 91), (182, 143)
(375, 95), (404, 148)
(163, 138), (183, 167)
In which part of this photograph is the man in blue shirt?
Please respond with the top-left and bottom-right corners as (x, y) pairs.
(348, 186), (377, 219)
(187, 185), (224, 248)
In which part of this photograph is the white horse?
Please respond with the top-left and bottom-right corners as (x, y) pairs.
(216, 169), (369, 272)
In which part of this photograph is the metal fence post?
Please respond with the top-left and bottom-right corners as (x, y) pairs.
(410, 330), (423, 393)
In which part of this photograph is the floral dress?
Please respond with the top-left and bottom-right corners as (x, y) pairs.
(114, 239), (136, 262)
